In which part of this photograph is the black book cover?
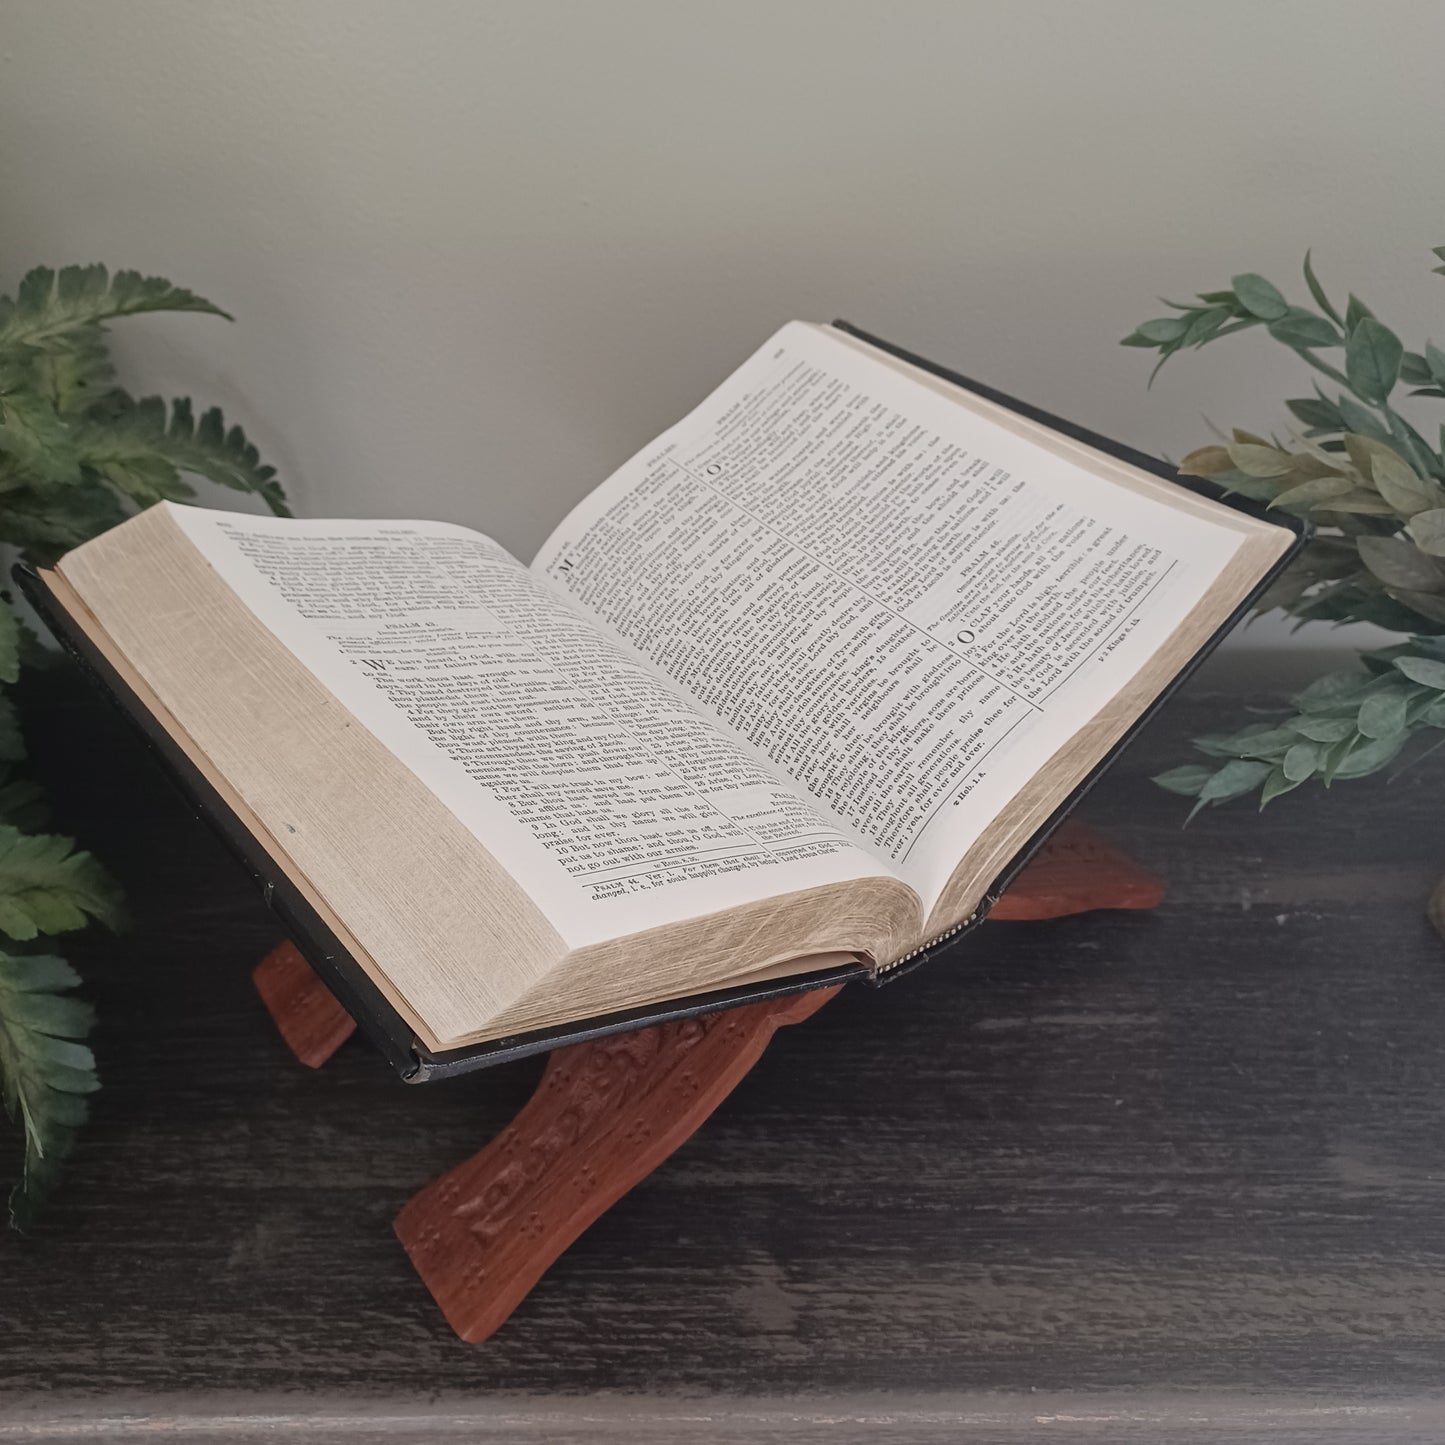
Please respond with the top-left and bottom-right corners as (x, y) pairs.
(16, 323), (1308, 1080)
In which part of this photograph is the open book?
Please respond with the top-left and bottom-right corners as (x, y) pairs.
(22, 322), (1301, 1077)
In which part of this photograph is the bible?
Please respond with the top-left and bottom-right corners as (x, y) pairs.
(19, 322), (1303, 1078)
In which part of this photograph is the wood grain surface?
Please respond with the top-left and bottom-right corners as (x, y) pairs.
(3, 670), (1445, 1441)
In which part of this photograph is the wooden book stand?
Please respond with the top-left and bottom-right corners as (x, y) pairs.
(253, 819), (1163, 1341)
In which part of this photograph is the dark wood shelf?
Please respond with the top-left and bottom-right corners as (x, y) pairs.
(4, 668), (1445, 1441)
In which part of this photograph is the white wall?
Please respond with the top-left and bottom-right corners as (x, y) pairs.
(4, 0), (1444, 658)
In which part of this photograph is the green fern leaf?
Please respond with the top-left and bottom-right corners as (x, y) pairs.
(77, 392), (289, 514)
(0, 606), (20, 687)
(0, 265), (229, 355)
(0, 949), (98, 1227)
(29, 325), (116, 416)
(0, 694), (24, 764)
(0, 770), (50, 831)
(0, 352), (35, 396)
(96, 453), (193, 506)
(15, 616), (57, 674)
(0, 480), (130, 565)
(0, 827), (124, 940)
(0, 391), (84, 485)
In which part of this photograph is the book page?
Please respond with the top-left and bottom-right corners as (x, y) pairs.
(161, 506), (895, 950)
(533, 322), (1255, 912)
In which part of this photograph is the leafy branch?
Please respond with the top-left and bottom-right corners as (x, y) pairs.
(1155, 647), (1445, 817)
(0, 264), (289, 565)
(77, 394), (287, 515)
(0, 818), (120, 1225)
(0, 263), (288, 1221)
(0, 952), (100, 1230)
(1125, 246), (1445, 816)
(0, 265), (230, 354)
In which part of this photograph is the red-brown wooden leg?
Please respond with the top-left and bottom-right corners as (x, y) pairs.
(393, 985), (839, 1343)
(252, 941), (356, 1068)
(987, 817), (1166, 920)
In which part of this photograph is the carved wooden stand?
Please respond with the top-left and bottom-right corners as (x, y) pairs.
(253, 818), (1163, 1342)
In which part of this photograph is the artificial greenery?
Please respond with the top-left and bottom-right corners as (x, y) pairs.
(0, 264), (287, 1225)
(1123, 247), (1445, 818)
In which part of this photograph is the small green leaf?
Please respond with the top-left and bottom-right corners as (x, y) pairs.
(1232, 727), (1302, 759)
(1401, 351), (1433, 387)
(1358, 690), (1408, 738)
(1345, 317), (1403, 403)
(1191, 758), (1272, 814)
(1370, 449), (1445, 516)
(1281, 451), (1348, 482)
(1282, 740), (1322, 781)
(1136, 316), (1190, 344)
(1394, 655), (1445, 690)
(1345, 293), (1375, 334)
(1286, 396), (1345, 431)
(1289, 715), (1357, 743)
(1190, 733), (1249, 758)
(1406, 509), (1445, 556)
(1383, 410), (1438, 482)
(1426, 342), (1445, 385)
(1302, 251), (1343, 327)
(1177, 445), (1234, 477)
(1270, 477), (1353, 512)
(1181, 306), (1231, 348)
(1343, 432), (1383, 480)
(1393, 589), (1445, 627)
(1153, 764), (1214, 797)
(1337, 396), (1391, 442)
(1231, 274), (1288, 321)
(1259, 767), (1305, 808)
(1295, 670), (1370, 710)
(1333, 731), (1407, 779)
(1314, 490), (1396, 515)
(1228, 442), (1294, 478)
(1358, 536), (1445, 593)
(1268, 308), (1343, 350)
(1322, 734), (1360, 785)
